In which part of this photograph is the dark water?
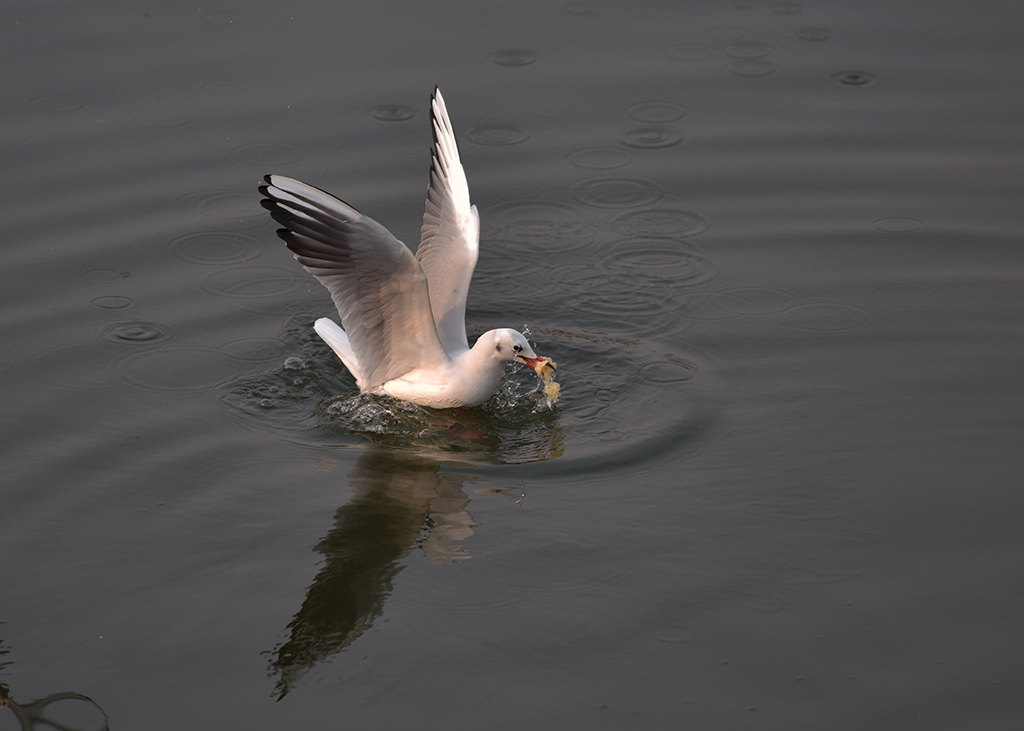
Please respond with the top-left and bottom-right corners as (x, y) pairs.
(2, 0), (1023, 728)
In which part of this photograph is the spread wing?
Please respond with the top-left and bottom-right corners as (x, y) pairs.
(416, 87), (480, 356)
(260, 174), (450, 389)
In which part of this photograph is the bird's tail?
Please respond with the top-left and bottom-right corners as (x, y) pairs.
(314, 318), (365, 386)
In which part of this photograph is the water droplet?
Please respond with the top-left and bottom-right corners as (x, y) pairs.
(626, 101), (688, 123)
(283, 356), (304, 370)
(368, 104), (415, 122)
(259, 399), (275, 408)
(465, 124), (530, 146)
(168, 231), (263, 265)
(567, 147), (633, 169)
(570, 177), (664, 208)
(618, 126), (685, 149)
(829, 70), (879, 87)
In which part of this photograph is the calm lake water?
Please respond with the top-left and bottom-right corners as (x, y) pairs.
(2, 0), (1023, 728)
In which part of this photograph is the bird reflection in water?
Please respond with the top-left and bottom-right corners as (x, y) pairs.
(0, 639), (109, 731)
(267, 448), (488, 699)
(3, 691), (109, 731)
(267, 416), (559, 700)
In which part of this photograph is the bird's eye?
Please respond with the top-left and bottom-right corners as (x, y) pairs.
(513, 344), (523, 353)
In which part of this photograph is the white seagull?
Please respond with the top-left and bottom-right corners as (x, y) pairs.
(260, 88), (554, 409)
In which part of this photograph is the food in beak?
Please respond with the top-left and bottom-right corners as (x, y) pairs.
(521, 355), (559, 403)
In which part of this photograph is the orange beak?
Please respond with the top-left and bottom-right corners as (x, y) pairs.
(518, 355), (543, 370)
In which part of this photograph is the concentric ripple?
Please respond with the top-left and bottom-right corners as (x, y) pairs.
(612, 207), (711, 237)
(828, 70), (880, 87)
(119, 345), (244, 392)
(570, 177), (664, 208)
(728, 59), (778, 77)
(83, 268), (132, 282)
(367, 104), (416, 122)
(168, 231), (264, 265)
(219, 323), (710, 477)
(626, 101), (688, 123)
(703, 287), (796, 317)
(90, 295), (137, 311)
(100, 320), (176, 345)
(778, 298), (879, 334)
(177, 189), (262, 220)
(200, 265), (302, 300)
(601, 238), (717, 287)
(567, 147), (633, 169)
(483, 200), (598, 240)
(618, 126), (686, 149)
(465, 124), (530, 146)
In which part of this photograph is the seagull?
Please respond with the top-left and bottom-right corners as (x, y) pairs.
(259, 88), (553, 409)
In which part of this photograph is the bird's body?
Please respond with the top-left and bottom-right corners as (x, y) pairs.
(260, 88), (551, 408)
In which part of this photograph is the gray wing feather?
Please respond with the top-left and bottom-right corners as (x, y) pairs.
(260, 174), (450, 389)
(416, 88), (480, 356)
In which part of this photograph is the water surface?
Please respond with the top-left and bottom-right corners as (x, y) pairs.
(2, 1), (1023, 728)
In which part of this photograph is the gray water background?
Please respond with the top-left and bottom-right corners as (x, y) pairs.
(2, 0), (1022, 728)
